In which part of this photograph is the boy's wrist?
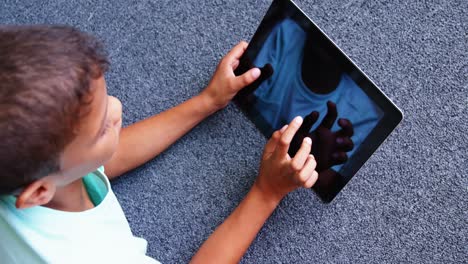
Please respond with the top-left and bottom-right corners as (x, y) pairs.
(197, 90), (224, 114)
(251, 182), (284, 208)
(194, 92), (219, 116)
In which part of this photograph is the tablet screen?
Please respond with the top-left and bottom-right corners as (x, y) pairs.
(234, 0), (402, 202)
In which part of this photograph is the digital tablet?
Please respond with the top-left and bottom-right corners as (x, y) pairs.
(234, 0), (403, 203)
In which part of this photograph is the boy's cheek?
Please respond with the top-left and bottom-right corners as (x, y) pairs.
(116, 118), (122, 133)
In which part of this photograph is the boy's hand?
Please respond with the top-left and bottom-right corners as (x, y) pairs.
(201, 41), (261, 111)
(288, 101), (355, 172)
(254, 116), (319, 203)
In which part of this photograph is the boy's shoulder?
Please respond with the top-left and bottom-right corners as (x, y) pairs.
(0, 167), (159, 263)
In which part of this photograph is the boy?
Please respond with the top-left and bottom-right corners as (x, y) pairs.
(0, 25), (318, 263)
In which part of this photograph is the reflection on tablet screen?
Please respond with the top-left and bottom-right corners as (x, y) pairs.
(252, 18), (383, 172)
(234, 0), (402, 202)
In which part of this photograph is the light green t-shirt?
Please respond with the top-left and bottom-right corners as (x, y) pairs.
(0, 167), (160, 264)
(82, 168), (107, 206)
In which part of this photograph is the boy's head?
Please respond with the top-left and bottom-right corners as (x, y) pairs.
(0, 25), (122, 207)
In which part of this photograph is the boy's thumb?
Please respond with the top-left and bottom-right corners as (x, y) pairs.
(235, 67), (261, 90)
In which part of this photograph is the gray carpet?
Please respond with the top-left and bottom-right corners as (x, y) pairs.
(1, 0), (466, 263)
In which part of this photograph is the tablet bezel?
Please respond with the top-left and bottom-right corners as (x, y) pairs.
(234, 0), (403, 203)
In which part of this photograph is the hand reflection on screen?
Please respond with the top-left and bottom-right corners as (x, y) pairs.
(234, 55), (275, 99)
(288, 101), (354, 172)
(244, 18), (383, 189)
(253, 63), (274, 89)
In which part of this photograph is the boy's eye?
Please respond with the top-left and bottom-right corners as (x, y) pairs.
(100, 120), (111, 137)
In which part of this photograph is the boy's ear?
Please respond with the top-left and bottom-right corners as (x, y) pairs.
(15, 178), (56, 209)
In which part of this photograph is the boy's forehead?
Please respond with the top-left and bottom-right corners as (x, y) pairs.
(79, 77), (108, 140)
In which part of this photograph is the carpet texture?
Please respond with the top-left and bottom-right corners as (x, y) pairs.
(1, 0), (466, 263)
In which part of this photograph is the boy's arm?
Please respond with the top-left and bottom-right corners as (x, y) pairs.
(104, 42), (261, 179)
(191, 183), (280, 263)
(191, 117), (319, 263)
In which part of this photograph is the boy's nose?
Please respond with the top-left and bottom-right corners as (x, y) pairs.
(108, 96), (123, 125)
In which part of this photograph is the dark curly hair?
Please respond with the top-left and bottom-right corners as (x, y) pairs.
(0, 25), (109, 194)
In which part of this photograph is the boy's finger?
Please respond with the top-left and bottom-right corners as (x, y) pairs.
(336, 118), (354, 137)
(226, 41), (248, 61)
(233, 67), (261, 91)
(290, 137), (312, 172)
(303, 170), (319, 189)
(231, 59), (240, 70)
(320, 101), (337, 129)
(336, 137), (354, 152)
(275, 116), (303, 158)
(302, 111), (319, 133)
(297, 155), (318, 186)
(263, 128), (283, 158)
